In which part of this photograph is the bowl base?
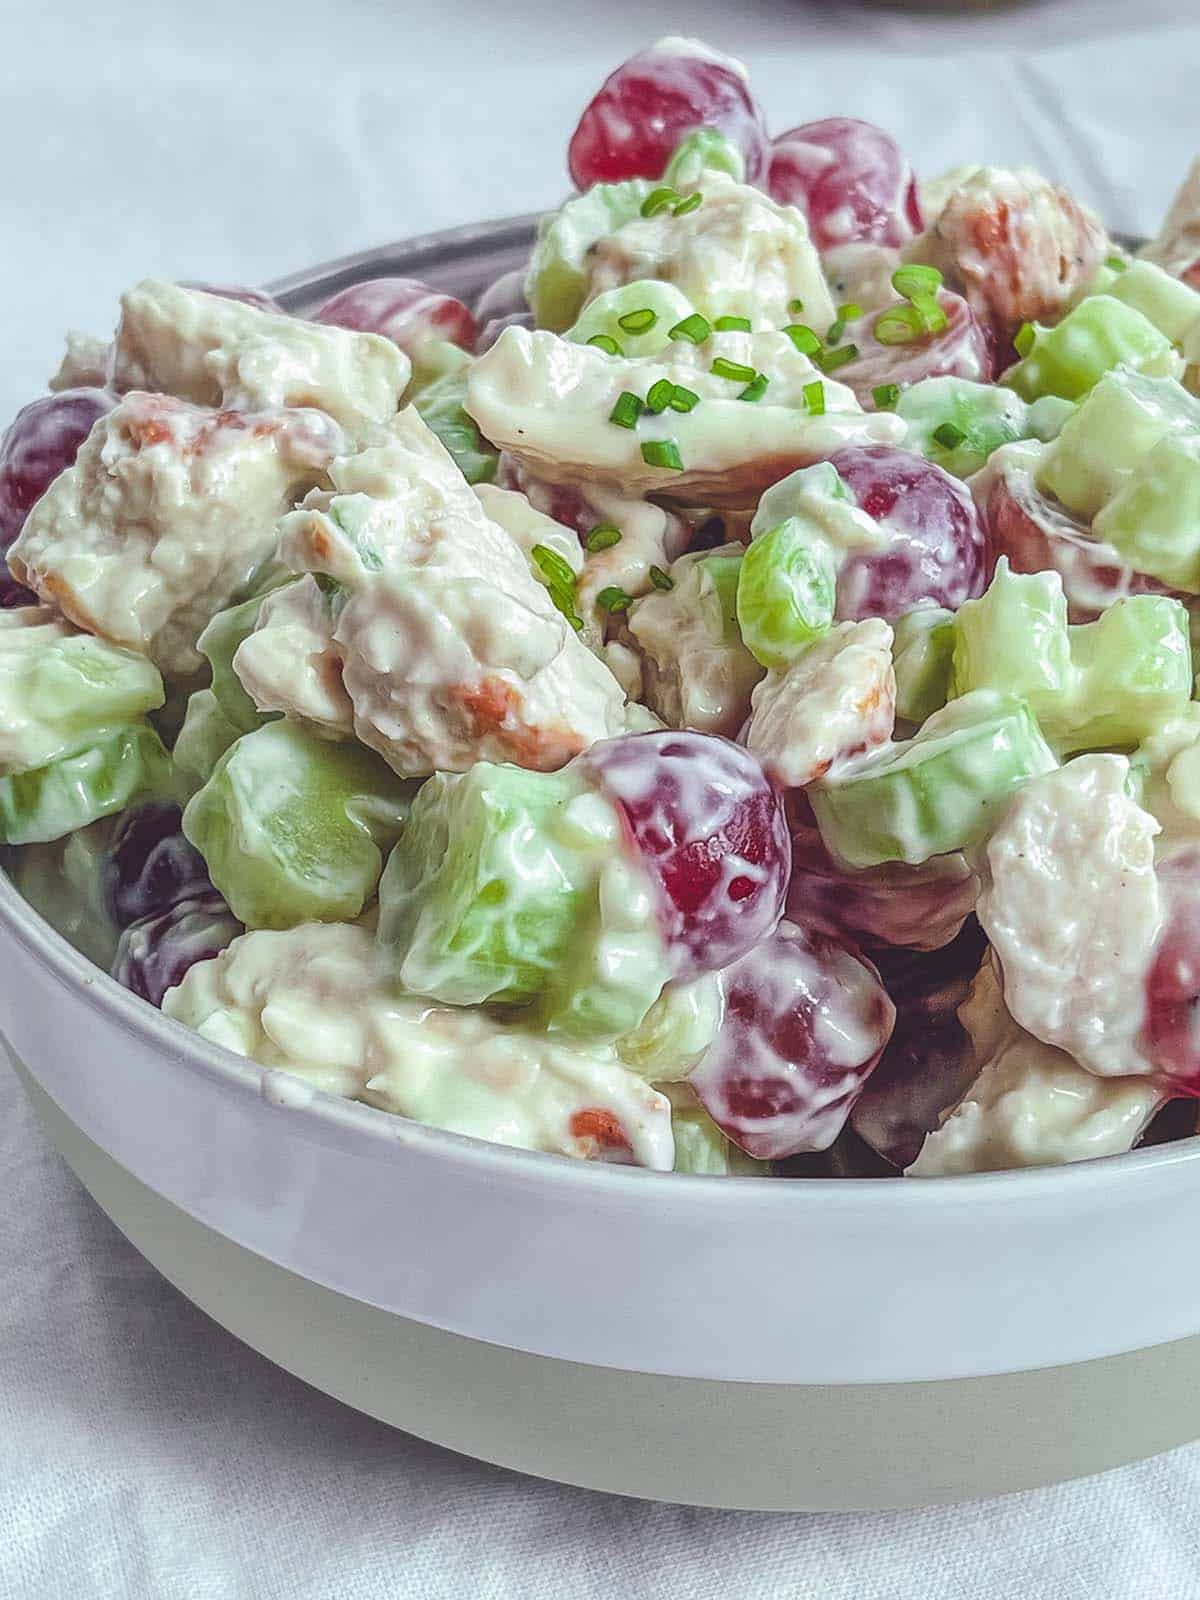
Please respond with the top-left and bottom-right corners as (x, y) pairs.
(14, 1056), (1200, 1512)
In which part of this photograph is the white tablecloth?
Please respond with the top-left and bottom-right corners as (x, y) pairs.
(4, 3), (1200, 1594)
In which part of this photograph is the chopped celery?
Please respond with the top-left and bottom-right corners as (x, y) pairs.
(0, 724), (175, 846)
(1093, 431), (1200, 592)
(565, 280), (698, 359)
(736, 516), (837, 669)
(892, 605), (956, 724)
(663, 127), (746, 190)
(671, 1105), (769, 1175)
(1107, 259), (1200, 347)
(183, 719), (413, 929)
(896, 377), (1030, 478)
(1068, 596), (1192, 747)
(413, 367), (499, 485)
(198, 587), (288, 737)
(809, 690), (1057, 869)
(951, 561), (1073, 723)
(1003, 296), (1180, 403)
(525, 180), (654, 331)
(173, 688), (242, 791)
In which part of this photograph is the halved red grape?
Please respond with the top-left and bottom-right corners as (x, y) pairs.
(767, 117), (921, 250)
(113, 892), (242, 1008)
(180, 282), (284, 314)
(567, 38), (769, 190)
(980, 446), (1172, 621)
(829, 443), (986, 618)
(838, 291), (992, 409)
(688, 919), (895, 1158)
(477, 310), (535, 356)
(313, 277), (476, 357)
(788, 814), (979, 951)
(1141, 850), (1200, 1093)
(475, 268), (533, 354)
(103, 802), (211, 929)
(579, 730), (790, 980)
(0, 387), (114, 551)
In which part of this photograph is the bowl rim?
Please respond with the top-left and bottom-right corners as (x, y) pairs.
(5, 214), (1196, 1206)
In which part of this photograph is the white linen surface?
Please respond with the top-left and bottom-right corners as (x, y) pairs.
(4, 2), (1200, 1594)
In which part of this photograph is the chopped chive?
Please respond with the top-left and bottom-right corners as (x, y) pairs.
(783, 323), (821, 356)
(711, 355), (757, 383)
(618, 307), (658, 335)
(933, 421), (967, 449)
(739, 373), (770, 403)
(872, 383), (900, 410)
(531, 544), (583, 631)
(815, 342), (858, 373)
(837, 301), (863, 323)
(673, 190), (704, 217)
(803, 380), (826, 416)
(645, 378), (675, 414)
(788, 298), (805, 315)
(826, 319), (846, 346)
(668, 313), (712, 344)
(609, 391), (645, 429)
(587, 333), (623, 356)
(641, 438), (685, 471)
(649, 565), (675, 591)
(714, 315), (752, 332)
(873, 304), (925, 346)
(597, 585), (633, 614)
(910, 294), (948, 336)
(668, 384), (700, 413)
(641, 186), (681, 217)
(586, 523), (623, 552)
(1105, 253), (1128, 272)
(892, 264), (943, 300)
(1014, 321), (1037, 358)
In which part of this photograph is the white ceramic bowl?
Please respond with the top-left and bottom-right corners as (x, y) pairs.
(4, 220), (1200, 1511)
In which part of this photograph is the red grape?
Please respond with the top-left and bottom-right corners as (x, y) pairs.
(567, 38), (769, 190)
(0, 388), (114, 552)
(829, 443), (987, 618)
(767, 117), (921, 250)
(1141, 850), (1200, 1093)
(477, 310), (534, 356)
(980, 447), (1172, 621)
(0, 564), (34, 609)
(475, 268), (533, 354)
(579, 730), (790, 981)
(688, 919), (895, 1159)
(837, 291), (993, 409)
(103, 802), (211, 929)
(313, 277), (476, 357)
(788, 814), (979, 950)
(180, 282), (284, 314)
(113, 892), (242, 1008)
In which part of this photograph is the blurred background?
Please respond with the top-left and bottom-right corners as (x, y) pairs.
(2, 1), (1191, 418)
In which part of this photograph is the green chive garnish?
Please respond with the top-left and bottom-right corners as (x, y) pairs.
(668, 384), (700, 413)
(645, 378), (675, 414)
(1105, 253), (1128, 272)
(838, 302), (863, 323)
(788, 298), (805, 315)
(649, 565), (674, 591)
(641, 186), (681, 218)
(874, 305), (925, 346)
(910, 294), (948, 336)
(641, 438), (685, 471)
(892, 264), (943, 300)
(816, 343), (858, 373)
(531, 544), (583, 631)
(587, 333), (622, 356)
(668, 313), (712, 344)
(597, 585), (633, 614)
(783, 323), (821, 356)
(586, 523), (622, 552)
(711, 356), (757, 383)
(933, 421), (967, 449)
(826, 319), (846, 346)
(609, 391), (644, 429)
(739, 373), (769, 402)
(618, 307), (658, 335)
(673, 191), (703, 217)
(1014, 321), (1037, 358)
(802, 380), (826, 416)
(714, 315), (752, 332)
(872, 383), (900, 410)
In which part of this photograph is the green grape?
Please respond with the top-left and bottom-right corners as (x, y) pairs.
(525, 179), (654, 331)
(1092, 432), (1200, 592)
(1107, 259), (1200, 347)
(173, 688), (242, 791)
(413, 366), (499, 485)
(198, 588), (288, 736)
(736, 517), (836, 669)
(1036, 369), (1200, 521)
(616, 974), (723, 1082)
(896, 377), (1031, 478)
(662, 127), (746, 190)
(5, 818), (120, 970)
(1003, 296), (1179, 403)
(1068, 596), (1192, 748)
(809, 690), (1057, 869)
(0, 614), (164, 778)
(951, 560), (1072, 724)
(566, 280), (697, 359)
(0, 724), (175, 846)
(183, 720), (414, 930)
(892, 606), (956, 724)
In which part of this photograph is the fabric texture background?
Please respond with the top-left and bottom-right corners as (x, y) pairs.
(2, 3), (1199, 1593)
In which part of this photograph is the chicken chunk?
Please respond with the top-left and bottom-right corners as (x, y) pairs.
(8, 392), (341, 677)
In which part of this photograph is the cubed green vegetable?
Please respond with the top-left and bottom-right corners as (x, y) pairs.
(1092, 431), (1200, 592)
(951, 560), (1073, 722)
(1004, 296), (1180, 403)
(1068, 596), (1193, 747)
(0, 724), (175, 846)
(413, 367), (499, 485)
(896, 377), (1031, 478)
(173, 688), (242, 791)
(525, 180), (654, 331)
(198, 588), (288, 737)
(892, 606), (956, 724)
(1107, 259), (1200, 347)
